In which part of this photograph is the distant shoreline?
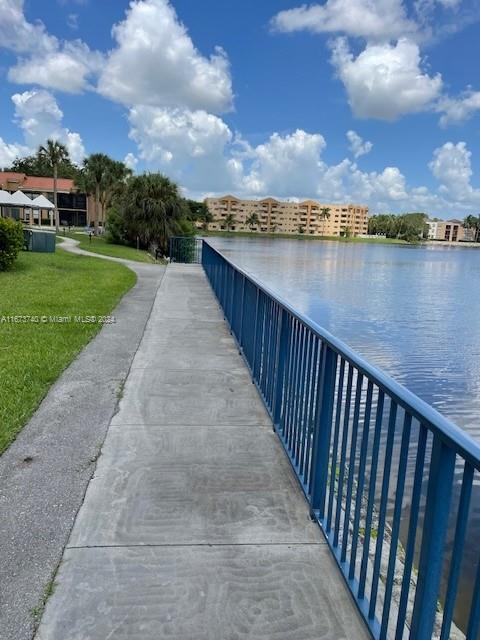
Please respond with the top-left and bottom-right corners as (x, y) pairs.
(201, 230), (407, 244)
(201, 230), (480, 248)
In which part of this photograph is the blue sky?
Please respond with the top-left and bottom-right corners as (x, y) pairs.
(1, 0), (480, 217)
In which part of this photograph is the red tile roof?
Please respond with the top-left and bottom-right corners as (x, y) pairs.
(0, 171), (76, 193)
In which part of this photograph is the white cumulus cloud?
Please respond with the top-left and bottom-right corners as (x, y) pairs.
(124, 152), (138, 171)
(128, 106), (241, 192)
(241, 130), (327, 196)
(0, 137), (30, 168)
(271, 0), (417, 41)
(346, 130), (373, 157)
(429, 141), (480, 204)
(11, 90), (86, 164)
(0, 0), (103, 93)
(437, 90), (480, 126)
(98, 0), (233, 113)
(8, 40), (103, 93)
(0, 0), (56, 54)
(330, 37), (442, 120)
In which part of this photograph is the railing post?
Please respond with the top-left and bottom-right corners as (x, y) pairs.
(273, 308), (289, 427)
(238, 275), (246, 351)
(309, 344), (337, 520)
(410, 436), (456, 640)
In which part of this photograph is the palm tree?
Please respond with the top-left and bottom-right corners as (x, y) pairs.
(117, 173), (188, 253)
(224, 213), (237, 232)
(463, 215), (480, 242)
(38, 139), (69, 231)
(80, 154), (113, 234)
(78, 155), (132, 234)
(100, 160), (132, 213)
(319, 206), (331, 236)
(246, 212), (260, 231)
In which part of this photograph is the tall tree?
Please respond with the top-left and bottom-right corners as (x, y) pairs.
(99, 160), (132, 222)
(80, 154), (120, 234)
(319, 206), (331, 236)
(246, 212), (260, 231)
(38, 140), (69, 231)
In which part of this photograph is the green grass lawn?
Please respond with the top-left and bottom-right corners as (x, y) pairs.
(201, 230), (408, 244)
(0, 250), (136, 454)
(60, 231), (156, 263)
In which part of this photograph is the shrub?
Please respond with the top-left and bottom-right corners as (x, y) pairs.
(0, 218), (24, 271)
(105, 207), (127, 245)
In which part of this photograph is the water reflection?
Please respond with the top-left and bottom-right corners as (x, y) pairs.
(210, 237), (480, 440)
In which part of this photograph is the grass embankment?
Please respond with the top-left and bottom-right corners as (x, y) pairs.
(60, 231), (155, 263)
(0, 250), (136, 454)
(201, 230), (408, 244)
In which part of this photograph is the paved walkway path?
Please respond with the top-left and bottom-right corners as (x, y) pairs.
(58, 235), (156, 265)
(35, 264), (369, 640)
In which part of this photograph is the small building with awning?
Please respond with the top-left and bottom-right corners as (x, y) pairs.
(0, 172), (91, 227)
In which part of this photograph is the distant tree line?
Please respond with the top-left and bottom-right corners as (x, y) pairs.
(368, 213), (429, 242)
(463, 215), (480, 242)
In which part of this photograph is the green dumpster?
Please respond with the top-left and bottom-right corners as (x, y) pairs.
(23, 229), (56, 253)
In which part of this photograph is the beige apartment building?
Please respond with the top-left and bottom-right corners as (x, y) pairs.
(205, 196), (369, 237)
(426, 219), (474, 242)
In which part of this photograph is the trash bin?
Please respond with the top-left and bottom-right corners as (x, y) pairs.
(30, 230), (56, 253)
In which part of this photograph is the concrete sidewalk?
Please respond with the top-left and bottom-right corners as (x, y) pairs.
(35, 264), (369, 640)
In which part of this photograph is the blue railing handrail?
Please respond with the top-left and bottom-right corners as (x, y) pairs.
(203, 239), (480, 470)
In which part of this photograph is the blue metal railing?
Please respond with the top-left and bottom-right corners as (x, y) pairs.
(169, 236), (202, 263)
(202, 239), (480, 640)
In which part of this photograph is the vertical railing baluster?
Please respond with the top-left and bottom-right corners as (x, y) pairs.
(440, 461), (474, 640)
(466, 558), (480, 640)
(410, 436), (456, 640)
(251, 288), (260, 381)
(291, 324), (306, 461)
(334, 364), (354, 548)
(369, 400), (397, 620)
(302, 336), (319, 481)
(341, 372), (363, 563)
(326, 358), (346, 534)
(286, 319), (300, 451)
(273, 307), (289, 427)
(395, 424), (427, 638)
(309, 345), (338, 520)
(380, 412), (413, 639)
(349, 380), (373, 577)
(297, 332), (313, 475)
(238, 275), (246, 351)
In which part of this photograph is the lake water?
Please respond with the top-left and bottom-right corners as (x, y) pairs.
(209, 236), (480, 440)
(209, 236), (480, 631)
